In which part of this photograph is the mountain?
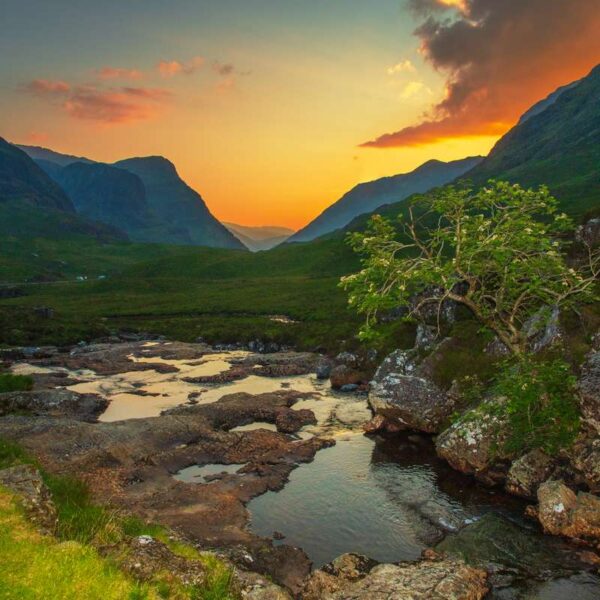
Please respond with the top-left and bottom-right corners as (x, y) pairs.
(113, 157), (245, 249)
(224, 223), (294, 251)
(467, 64), (600, 218)
(52, 162), (161, 238)
(16, 144), (94, 167)
(288, 156), (484, 243)
(0, 137), (75, 212)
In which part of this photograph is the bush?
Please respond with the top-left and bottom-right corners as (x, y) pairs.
(491, 357), (581, 455)
(0, 373), (33, 393)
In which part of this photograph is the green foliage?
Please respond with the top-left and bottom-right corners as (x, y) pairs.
(0, 438), (36, 470)
(0, 372), (34, 393)
(342, 181), (598, 353)
(491, 358), (580, 455)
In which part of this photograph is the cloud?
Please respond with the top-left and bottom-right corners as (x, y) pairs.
(157, 56), (205, 77)
(363, 0), (600, 148)
(212, 62), (235, 76)
(97, 67), (144, 80)
(399, 80), (432, 99)
(23, 79), (70, 96)
(22, 79), (171, 124)
(387, 60), (416, 75)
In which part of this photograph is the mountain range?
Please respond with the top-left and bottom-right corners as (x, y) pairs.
(224, 223), (294, 251)
(287, 156), (483, 243)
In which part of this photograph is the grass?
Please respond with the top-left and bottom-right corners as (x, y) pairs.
(0, 373), (33, 393)
(0, 438), (240, 600)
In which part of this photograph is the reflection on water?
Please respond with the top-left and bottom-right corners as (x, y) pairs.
(249, 433), (526, 568)
(174, 463), (248, 483)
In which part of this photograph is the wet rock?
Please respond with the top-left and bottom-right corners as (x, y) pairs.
(436, 512), (585, 584)
(522, 305), (563, 353)
(534, 480), (600, 548)
(274, 408), (316, 434)
(302, 555), (488, 600)
(0, 464), (57, 534)
(362, 414), (405, 434)
(0, 389), (108, 422)
(506, 449), (556, 499)
(340, 384), (359, 393)
(435, 397), (513, 485)
(330, 365), (367, 390)
(368, 348), (452, 434)
(315, 359), (333, 380)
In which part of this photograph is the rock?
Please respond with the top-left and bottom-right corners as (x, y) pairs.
(435, 397), (513, 485)
(535, 480), (600, 548)
(340, 384), (359, 393)
(576, 218), (600, 247)
(274, 408), (316, 433)
(273, 531), (285, 540)
(236, 569), (292, 599)
(315, 359), (332, 380)
(436, 512), (584, 584)
(484, 336), (511, 357)
(335, 352), (359, 368)
(578, 349), (600, 431)
(33, 306), (55, 319)
(120, 535), (206, 586)
(506, 449), (556, 499)
(565, 429), (600, 493)
(330, 365), (367, 390)
(0, 389), (108, 422)
(522, 305), (563, 353)
(0, 464), (57, 534)
(415, 324), (438, 352)
(302, 555), (488, 600)
(368, 348), (452, 433)
(362, 414), (404, 434)
(323, 553), (377, 580)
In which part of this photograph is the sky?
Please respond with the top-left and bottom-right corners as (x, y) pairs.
(1, 0), (599, 229)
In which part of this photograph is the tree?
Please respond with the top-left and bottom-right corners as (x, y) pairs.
(341, 181), (599, 356)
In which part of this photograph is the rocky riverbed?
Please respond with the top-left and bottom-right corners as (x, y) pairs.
(1, 339), (599, 598)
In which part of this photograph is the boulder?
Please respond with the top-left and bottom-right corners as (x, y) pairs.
(0, 464), (57, 534)
(578, 349), (600, 430)
(0, 389), (108, 422)
(522, 305), (563, 353)
(315, 359), (333, 380)
(302, 554), (488, 600)
(435, 397), (513, 485)
(330, 365), (367, 390)
(534, 480), (600, 548)
(505, 449), (556, 499)
(368, 348), (453, 433)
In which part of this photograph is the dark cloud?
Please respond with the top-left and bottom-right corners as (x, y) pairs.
(362, 0), (600, 147)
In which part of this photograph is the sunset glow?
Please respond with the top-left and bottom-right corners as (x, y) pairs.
(1, 0), (598, 229)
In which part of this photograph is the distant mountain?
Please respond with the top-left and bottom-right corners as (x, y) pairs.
(288, 156), (483, 242)
(224, 223), (294, 251)
(16, 144), (94, 167)
(0, 137), (74, 212)
(52, 162), (162, 238)
(467, 64), (600, 218)
(113, 157), (245, 249)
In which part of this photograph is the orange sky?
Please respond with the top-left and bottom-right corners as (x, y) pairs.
(1, 0), (598, 229)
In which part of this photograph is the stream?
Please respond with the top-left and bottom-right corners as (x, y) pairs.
(13, 347), (600, 598)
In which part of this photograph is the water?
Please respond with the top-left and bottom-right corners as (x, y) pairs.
(248, 432), (526, 567)
(174, 463), (248, 483)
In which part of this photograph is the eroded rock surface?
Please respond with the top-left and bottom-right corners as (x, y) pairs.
(302, 553), (488, 600)
(534, 480), (600, 548)
(0, 389), (108, 422)
(0, 464), (57, 534)
(368, 348), (452, 433)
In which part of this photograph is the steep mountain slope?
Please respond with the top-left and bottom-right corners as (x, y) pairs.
(288, 156), (483, 243)
(0, 138), (74, 212)
(224, 223), (294, 251)
(113, 157), (245, 249)
(467, 64), (600, 218)
(53, 162), (162, 238)
(17, 144), (94, 167)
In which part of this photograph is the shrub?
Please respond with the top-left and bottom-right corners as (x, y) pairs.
(491, 357), (581, 455)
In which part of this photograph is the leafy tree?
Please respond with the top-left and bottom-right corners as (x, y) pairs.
(341, 181), (599, 355)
